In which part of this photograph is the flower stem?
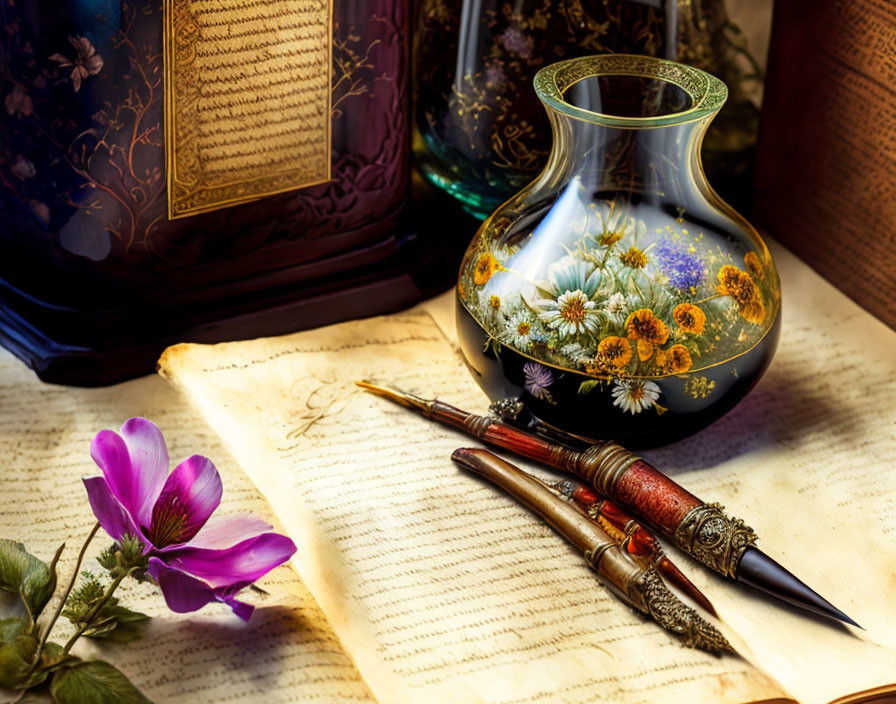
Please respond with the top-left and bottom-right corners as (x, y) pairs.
(691, 293), (722, 305)
(31, 523), (99, 666)
(61, 566), (137, 657)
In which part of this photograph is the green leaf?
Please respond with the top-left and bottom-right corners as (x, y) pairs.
(578, 380), (601, 395)
(0, 539), (57, 619)
(83, 605), (149, 644)
(40, 641), (79, 673)
(0, 616), (44, 690)
(50, 660), (151, 704)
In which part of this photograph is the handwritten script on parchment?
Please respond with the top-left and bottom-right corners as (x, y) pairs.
(164, 0), (331, 218)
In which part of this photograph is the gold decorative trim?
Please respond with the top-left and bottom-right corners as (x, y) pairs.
(164, 0), (333, 219)
(577, 441), (639, 497)
(533, 54), (728, 129)
(674, 502), (757, 578)
(638, 567), (732, 653)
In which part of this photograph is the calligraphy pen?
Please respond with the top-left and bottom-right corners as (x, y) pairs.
(451, 447), (733, 653)
(356, 381), (860, 628)
(539, 476), (718, 616)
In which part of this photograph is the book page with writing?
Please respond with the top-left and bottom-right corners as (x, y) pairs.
(159, 315), (789, 704)
(0, 350), (374, 703)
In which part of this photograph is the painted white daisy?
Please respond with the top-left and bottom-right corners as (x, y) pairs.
(560, 342), (595, 365)
(501, 311), (541, 349)
(538, 290), (600, 337)
(604, 293), (626, 315)
(611, 380), (661, 414)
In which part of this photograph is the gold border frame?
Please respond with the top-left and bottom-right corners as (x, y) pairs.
(163, 0), (334, 220)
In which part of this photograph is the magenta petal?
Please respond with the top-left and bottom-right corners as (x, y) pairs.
(148, 557), (218, 614)
(151, 455), (222, 545)
(83, 477), (140, 541)
(165, 533), (297, 589)
(148, 558), (254, 620)
(180, 514), (273, 551)
(90, 418), (168, 527)
(222, 596), (254, 621)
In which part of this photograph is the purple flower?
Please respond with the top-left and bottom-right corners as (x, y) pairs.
(499, 28), (534, 59)
(83, 418), (296, 620)
(523, 362), (553, 400)
(654, 239), (704, 291)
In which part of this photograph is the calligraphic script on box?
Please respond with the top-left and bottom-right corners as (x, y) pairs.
(164, 0), (332, 219)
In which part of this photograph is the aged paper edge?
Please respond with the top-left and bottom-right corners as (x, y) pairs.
(163, 0), (334, 220)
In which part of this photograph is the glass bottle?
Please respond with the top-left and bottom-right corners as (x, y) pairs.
(456, 55), (780, 448)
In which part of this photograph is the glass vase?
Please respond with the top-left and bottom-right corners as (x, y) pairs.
(456, 55), (781, 448)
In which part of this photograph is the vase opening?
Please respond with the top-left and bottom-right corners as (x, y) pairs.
(534, 54), (727, 129)
(564, 75), (692, 119)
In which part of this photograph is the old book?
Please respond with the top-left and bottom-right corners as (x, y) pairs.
(754, 0), (896, 329)
(155, 241), (896, 704)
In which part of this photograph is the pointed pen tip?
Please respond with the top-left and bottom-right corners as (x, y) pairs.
(737, 546), (861, 629)
(657, 556), (720, 619)
(355, 380), (430, 413)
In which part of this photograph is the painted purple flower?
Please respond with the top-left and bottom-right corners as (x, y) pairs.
(523, 362), (554, 401)
(83, 418), (296, 620)
(50, 36), (104, 93)
(654, 239), (704, 291)
(499, 28), (534, 59)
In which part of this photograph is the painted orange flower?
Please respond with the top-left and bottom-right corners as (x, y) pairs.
(717, 265), (757, 308)
(744, 251), (765, 280)
(619, 246), (648, 269)
(673, 303), (706, 334)
(740, 299), (766, 325)
(473, 253), (500, 286)
(596, 336), (632, 371)
(717, 265), (766, 325)
(636, 339), (654, 362)
(663, 345), (693, 374)
(625, 309), (669, 344)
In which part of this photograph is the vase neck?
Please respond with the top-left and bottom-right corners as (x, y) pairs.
(543, 109), (710, 204)
(531, 55), (726, 206)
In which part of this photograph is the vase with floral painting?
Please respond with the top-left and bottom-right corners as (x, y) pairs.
(456, 55), (781, 448)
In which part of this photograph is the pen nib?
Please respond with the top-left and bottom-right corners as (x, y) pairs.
(355, 380), (431, 415)
(737, 547), (862, 628)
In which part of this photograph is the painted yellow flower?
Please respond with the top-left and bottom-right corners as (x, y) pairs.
(744, 251), (765, 280)
(654, 347), (668, 368)
(673, 303), (706, 334)
(596, 336), (632, 371)
(489, 295), (501, 311)
(619, 246), (648, 269)
(636, 339), (654, 362)
(598, 231), (624, 246)
(625, 309), (669, 344)
(663, 345), (693, 374)
(473, 252), (500, 286)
